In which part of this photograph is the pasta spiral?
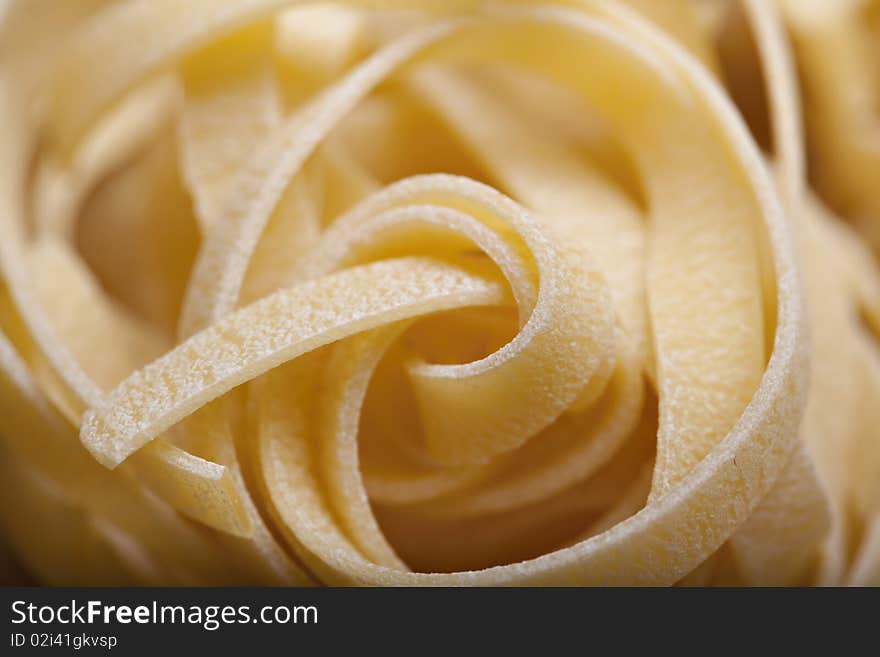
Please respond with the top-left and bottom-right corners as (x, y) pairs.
(0, 0), (877, 586)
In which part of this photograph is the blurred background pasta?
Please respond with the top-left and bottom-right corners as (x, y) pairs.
(0, 0), (878, 586)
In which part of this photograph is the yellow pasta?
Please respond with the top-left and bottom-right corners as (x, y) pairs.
(0, 0), (877, 586)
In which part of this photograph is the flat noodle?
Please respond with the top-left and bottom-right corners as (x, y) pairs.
(777, 0), (880, 253)
(0, 327), (281, 585)
(178, 22), (281, 234)
(0, 0), (877, 585)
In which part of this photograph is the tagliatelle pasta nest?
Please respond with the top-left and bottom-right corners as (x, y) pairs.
(0, 0), (878, 587)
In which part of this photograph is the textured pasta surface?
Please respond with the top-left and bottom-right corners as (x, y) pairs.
(0, 0), (878, 586)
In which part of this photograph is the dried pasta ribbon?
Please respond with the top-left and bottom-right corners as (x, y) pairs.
(0, 0), (876, 586)
(776, 0), (880, 252)
(692, 0), (880, 584)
